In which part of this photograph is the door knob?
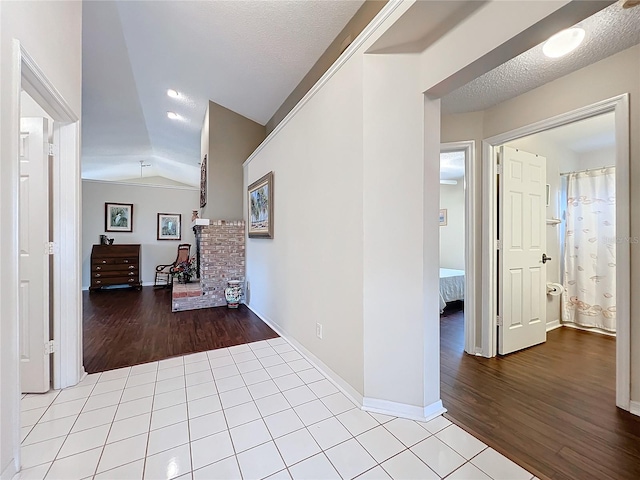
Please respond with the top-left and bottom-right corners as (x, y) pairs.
(542, 253), (552, 264)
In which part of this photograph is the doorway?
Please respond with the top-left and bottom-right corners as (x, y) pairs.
(5, 41), (83, 476)
(482, 96), (630, 409)
(439, 141), (477, 356)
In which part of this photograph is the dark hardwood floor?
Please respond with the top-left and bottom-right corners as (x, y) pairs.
(440, 303), (640, 480)
(83, 287), (278, 373)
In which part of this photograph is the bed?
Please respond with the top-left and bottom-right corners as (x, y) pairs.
(440, 268), (465, 312)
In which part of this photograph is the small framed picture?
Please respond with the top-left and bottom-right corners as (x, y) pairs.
(439, 208), (448, 226)
(200, 155), (207, 208)
(157, 213), (181, 240)
(248, 171), (274, 238)
(105, 202), (133, 232)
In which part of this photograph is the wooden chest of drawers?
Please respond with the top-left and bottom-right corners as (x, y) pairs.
(89, 244), (141, 291)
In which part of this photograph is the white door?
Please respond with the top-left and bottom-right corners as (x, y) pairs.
(498, 146), (547, 355)
(20, 117), (51, 393)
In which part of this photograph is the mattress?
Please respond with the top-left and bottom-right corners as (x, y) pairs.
(440, 268), (465, 311)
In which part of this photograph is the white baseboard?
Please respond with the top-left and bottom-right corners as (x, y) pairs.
(1, 459), (17, 480)
(362, 397), (446, 423)
(630, 401), (640, 417)
(245, 303), (364, 406)
(246, 302), (447, 423)
(546, 319), (561, 332)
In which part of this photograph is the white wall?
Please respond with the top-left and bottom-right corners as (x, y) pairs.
(82, 181), (198, 288)
(442, 44), (640, 401)
(0, 1), (82, 476)
(561, 144), (616, 173)
(439, 181), (465, 270)
(242, 0), (581, 419)
(245, 52), (366, 398)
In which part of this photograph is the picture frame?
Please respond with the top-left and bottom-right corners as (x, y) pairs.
(105, 202), (133, 232)
(439, 208), (448, 226)
(200, 154), (207, 208)
(157, 213), (181, 240)
(248, 171), (274, 238)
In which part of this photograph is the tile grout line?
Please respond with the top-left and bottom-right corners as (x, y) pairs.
(36, 372), (102, 478)
(139, 363), (159, 480)
(90, 368), (132, 479)
(21, 341), (513, 480)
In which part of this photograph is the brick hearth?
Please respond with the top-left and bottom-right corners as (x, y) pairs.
(171, 220), (245, 312)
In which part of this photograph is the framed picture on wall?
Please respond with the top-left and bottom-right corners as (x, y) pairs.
(248, 171), (274, 238)
(439, 208), (448, 226)
(157, 213), (181, 240)
(105, 202), (133, 232)
(200, 155), (207, 208)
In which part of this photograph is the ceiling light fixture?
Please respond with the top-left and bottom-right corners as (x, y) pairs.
(139, 160), (151, 177)
(542, 27), (585, 58)
(167, 111), (180, 120)
(167, 89), (180, 98)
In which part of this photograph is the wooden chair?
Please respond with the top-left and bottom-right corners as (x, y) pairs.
(155, 243), (191, 288)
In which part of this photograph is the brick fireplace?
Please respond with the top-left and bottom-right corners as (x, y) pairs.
(171, 220), (245, 312)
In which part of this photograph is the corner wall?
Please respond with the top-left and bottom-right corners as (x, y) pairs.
(201, 101), (265, 221)
(81, 180), (198, 288)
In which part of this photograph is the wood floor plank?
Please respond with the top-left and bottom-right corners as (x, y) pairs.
(440, 303), (640, 480)
(83, 286), (278, 373)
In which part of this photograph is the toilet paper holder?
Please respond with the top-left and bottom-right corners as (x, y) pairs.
(546, 282), (564, 296)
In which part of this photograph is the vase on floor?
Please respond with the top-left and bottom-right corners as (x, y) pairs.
(224, 280), (242, 308)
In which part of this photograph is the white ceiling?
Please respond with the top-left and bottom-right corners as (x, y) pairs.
(440, 151), (465, 181)
(528, 111), (616, 154)
(81, 0), (364, 186)
(441, 2), (640, 114)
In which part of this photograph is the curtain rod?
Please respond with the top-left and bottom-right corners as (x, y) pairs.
(560, 165), (615, 176)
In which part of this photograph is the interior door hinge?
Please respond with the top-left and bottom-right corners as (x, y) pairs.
(496, 315), (503, 327)
(496, 164), (503, 175)
(48, 143), (55, 156)
(46, 242), (56, 255)
(45, 340), (56, 355)
(496, 239), (502, 250)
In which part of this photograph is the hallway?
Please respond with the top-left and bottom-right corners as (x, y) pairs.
(20, 337), (535, 479)
(440, 305), (640, 480)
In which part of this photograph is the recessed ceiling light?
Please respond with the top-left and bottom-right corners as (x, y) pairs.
(543, 28), (585, 58)
(167, 111), (180, 120)
(167, 89), (180, 98)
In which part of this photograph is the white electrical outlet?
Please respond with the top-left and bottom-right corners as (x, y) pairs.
(316, 323), (323, 339)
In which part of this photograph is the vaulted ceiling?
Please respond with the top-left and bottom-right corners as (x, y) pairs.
(81, 0), (364, 186)
(81, 1), (638, 187)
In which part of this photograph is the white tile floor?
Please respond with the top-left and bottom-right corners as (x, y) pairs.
(16, 337), (537, 480)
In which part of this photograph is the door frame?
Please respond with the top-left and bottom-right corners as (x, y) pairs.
(481, 94), (630, 410)
(5, 40), (83, 474)
(17, 41), (84, 390)
(440, 140), (477, 355)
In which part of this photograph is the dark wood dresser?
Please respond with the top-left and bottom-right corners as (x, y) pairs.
(90, 244), (141, 291)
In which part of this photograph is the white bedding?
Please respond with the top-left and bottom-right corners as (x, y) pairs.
(440, 268), (465, 312)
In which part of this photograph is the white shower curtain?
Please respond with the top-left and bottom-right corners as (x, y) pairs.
(562, 167), (616, 332)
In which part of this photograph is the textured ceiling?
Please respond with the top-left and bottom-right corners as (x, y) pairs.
(81, 0), (364, 185)
(441, 3), (640, 114)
